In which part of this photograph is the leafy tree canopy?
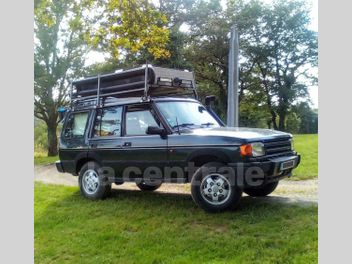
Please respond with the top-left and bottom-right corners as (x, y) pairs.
(34, 0), (88, 155)
(83, 0), (170, 60)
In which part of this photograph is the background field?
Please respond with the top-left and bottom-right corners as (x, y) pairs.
(292, 134), (318, 180)
(35, 183), (317, 264)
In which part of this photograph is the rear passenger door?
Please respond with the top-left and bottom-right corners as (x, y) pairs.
(88, 106), (123, 175)
(120, 104), (168, 177)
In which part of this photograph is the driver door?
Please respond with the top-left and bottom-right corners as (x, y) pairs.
(119, 103), (168, 179)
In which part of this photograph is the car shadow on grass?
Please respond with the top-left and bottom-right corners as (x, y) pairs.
(104, 188), (316, 212)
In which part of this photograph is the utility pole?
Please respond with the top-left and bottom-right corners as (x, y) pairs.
(227, 26), (239, 127)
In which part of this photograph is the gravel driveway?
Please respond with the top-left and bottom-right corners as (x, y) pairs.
(35, 164), (317, 205)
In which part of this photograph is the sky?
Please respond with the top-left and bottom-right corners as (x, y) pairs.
(85, 0), (318, 108)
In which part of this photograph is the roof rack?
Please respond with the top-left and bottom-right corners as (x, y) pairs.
(70, 64), (197, 108)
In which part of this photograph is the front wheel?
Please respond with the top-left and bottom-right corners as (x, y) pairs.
(191, 162), (242, 213)
(244, 181), (279, 197)
(78, 161), (111, 200)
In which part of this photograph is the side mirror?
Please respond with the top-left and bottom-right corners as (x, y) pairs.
(205, 95), (216, 107)
(146, 126), (166, 137)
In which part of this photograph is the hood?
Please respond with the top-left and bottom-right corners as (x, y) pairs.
(190, 127), (291, 142)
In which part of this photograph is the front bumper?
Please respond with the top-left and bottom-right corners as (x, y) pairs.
(229, 154), (301, 187)
(55, 161), (65, 173)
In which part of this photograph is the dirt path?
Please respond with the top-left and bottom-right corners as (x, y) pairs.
(35, 164), (317, 205)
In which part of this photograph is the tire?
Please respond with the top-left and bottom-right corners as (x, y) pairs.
(114, 179), (124, 185)
(78, 161), (111, 200)
(244, 181), (279, 197)
(190, 162), (242, 213)
(136, 180), (162, 191)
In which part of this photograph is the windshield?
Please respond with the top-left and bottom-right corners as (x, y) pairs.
(156, 101), (220, 130)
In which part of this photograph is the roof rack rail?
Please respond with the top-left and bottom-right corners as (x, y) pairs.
(70, 64), (197, 108)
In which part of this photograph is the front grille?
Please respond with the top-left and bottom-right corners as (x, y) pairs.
(264, 137), (292, 156)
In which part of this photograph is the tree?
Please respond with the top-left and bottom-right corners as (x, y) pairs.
(294, 102), (318, 133)
(249, 0), (318, 130)
(183, 0), (230, 118)
(84, 0), (170, 60)
(35, 0), (172, 156)
(85, 0), (192, 73)
(285, 111), (301, 134)
(83, 0), (318, 133)
(34, 0), (87, 156)
(175, 0), (317, 129)
(182, 0), (268, 119)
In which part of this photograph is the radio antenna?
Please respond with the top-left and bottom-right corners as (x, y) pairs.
(176, 117), (180, 135)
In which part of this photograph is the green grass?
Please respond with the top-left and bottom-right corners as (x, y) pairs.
(292, 134), (318, 180)
(35, 183), (317, 264)
(34, 153), (59, 166)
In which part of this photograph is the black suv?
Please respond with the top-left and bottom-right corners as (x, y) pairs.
(56, 66), (300, 212)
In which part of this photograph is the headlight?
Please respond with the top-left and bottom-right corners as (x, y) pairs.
(251, 142), (265, 157)
(290, 138), (294, 151)
(240, 142), (265, 157)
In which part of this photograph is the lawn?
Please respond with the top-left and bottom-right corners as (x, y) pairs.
(34, 154), (59, 166)
(292, 134), (318, 180)
(35, 183), (317, 264)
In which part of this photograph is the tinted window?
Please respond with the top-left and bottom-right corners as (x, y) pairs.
(94, 106), (122, 137)
(64, 112), (89, 138)
(125, 107), (159, 136)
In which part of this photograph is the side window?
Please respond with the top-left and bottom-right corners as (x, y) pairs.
(64, 112), (89, 138)
(125, 106), (160, 136)
(93, 106), (122, 137)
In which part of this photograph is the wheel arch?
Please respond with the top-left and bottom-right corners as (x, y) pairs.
(75, 156), (101, 175)
(186, 149), (231, 182)
(187, 149), (231, 166)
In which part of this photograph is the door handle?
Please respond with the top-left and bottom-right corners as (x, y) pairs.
(123, 142), (132, 147)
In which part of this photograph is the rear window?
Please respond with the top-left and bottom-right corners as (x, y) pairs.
(64, 112), (89, 138)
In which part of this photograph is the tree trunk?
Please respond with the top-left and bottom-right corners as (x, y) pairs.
(278, 112), (286, 131)
(266, 95), (278, 130)
(270, 111), (278, 130)
(47, 121), (58, 156)
(257, 65), (278, 130)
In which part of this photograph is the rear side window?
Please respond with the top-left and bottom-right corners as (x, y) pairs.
(93, 106), (122, 137)
(64, 112), (89, 138)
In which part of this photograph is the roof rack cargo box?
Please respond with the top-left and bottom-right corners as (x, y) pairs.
(71, 65), (197, 102)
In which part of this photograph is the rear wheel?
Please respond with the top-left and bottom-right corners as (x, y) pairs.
(78, 162), (111, 200)
(136, 180), (162, 191)
(114, 179), (124, 185)
(191, 162), (242, 213)
(244, 181), (279, 197)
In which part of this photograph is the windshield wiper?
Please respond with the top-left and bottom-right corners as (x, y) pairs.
(172, 123), (195, 129)
(201, 122), (215, 127)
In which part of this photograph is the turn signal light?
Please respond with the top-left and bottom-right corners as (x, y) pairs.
(240, 144), (253, 156)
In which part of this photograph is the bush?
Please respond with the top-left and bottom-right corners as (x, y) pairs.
(34, 118), (48, 153)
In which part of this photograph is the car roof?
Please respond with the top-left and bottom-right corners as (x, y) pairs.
(71, 96), (200, 111)
(152, 97), (199, 103)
